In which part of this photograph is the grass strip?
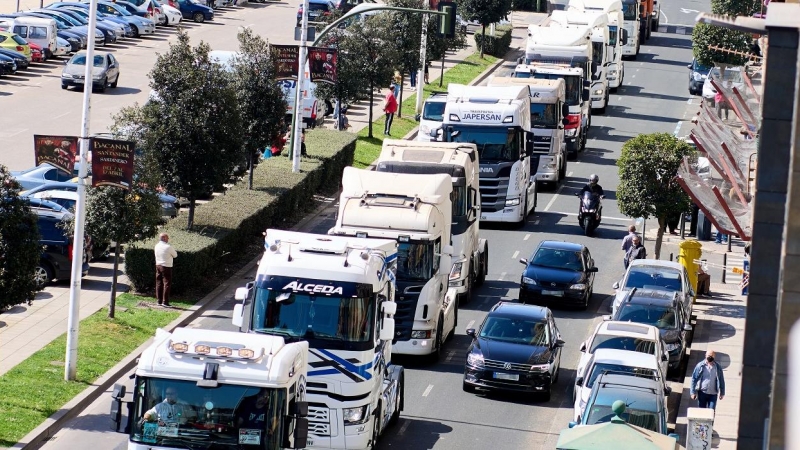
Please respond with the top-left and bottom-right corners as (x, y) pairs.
(352, 52), (499, 168)
(0, 294), (188, 446)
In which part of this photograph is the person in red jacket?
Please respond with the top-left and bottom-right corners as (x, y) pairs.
(383, 85), (398, 136)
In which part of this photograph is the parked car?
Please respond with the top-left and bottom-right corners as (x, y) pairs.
(611, 259), (694, 321)
(173, 0), (214, 23)
(573, 348), (667, 423)
(54, 36), (72, 55)
(3, 16), (58, 59)
(463, 302), (564, 400)
(32, 203), (90, 287)
(417, 93), (447, 142)
(46, 6), (117, 45)
(28, 41), (43, 62)
(570, 373), (676, 438)
(702, 66), (744, 105)
(518, 240), (598, 309)
(0, 31), (31, 61)
(297, 0), (335, 26)
(59, 6), (131, 39)
(61, 50), (120, 92)
(0, 52), (17, 75)
(687, 58), (710, 96)
(577, 320), (668, 384)
(14, 10), (92, 49)
(122, 0), (165, 22)
(611, 288), (693, 374)
(151, 0), (182, 25)
(11, 163), (82, 191)
(0, 47), (29, 70)
(88, 1), (157, 37)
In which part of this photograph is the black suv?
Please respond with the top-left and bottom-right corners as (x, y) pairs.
(32, 200), (90, 287)
(611, 288), (692, 375)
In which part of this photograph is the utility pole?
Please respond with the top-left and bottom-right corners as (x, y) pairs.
(65, 0), (100, 382)
(291, 0), (310, 173)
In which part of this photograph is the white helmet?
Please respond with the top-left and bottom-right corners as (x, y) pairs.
(589, 174), (599, 183)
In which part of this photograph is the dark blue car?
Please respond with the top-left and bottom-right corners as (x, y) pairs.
(518, 240), (598, 309)
(30, 199), (90, 287)
(174, 0), (213, 23)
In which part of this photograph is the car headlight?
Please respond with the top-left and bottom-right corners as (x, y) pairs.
(505, 197), (520, 206)
(565, 128), (578, 137)
(530, 363), (550, 373)
(342, 405), (369, 425)
(522, 277), (537, 285)
(569, 283), (586, 290)
(665, 342), (681, 352)
(467, 351), (484, 368)
(593, 89), (603, 96)
(449, 262), (463, 281)
(420, 124), (430, 134)
(93, 74), (104, 80)
(162, 202), (174, 209)
(411, 330), (432, 339)
(693, 72), (703, 81)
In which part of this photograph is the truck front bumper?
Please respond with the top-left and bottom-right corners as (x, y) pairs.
(479, 204), (524, 223)
(535, 171), (558, 183)
(308, 425), (372, 450)
(393, 337), (436, 355)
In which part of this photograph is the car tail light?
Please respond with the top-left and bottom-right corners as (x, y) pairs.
(68, 244), (74, 261)
(16, 46), (24, 52)
(564, 113), (581, 130)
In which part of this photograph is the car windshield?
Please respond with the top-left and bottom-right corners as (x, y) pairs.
(422, 100), (445, 122)
(624, 267), (682, 291)
(252, 288), (374, 344)
(448, 126), (521, 162)
(709, 67), (743, 84)
(532, 73), (581, 106)
(616, 304), (677, 329)
(587, 363), (656, 388)
(71, 54), (105, 67)
(129, 377), (286, 450)
(530, 103), (557, 128)
(530, 247), (583, 271)
(585, 404), (659, 431)
(693, 61), (711, 74)
(397, 241), (435, 281)
(589, 335), (657, 355)
(479, 316), (550, 345)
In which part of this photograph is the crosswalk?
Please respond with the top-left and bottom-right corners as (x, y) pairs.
(657, 25), (695, 35)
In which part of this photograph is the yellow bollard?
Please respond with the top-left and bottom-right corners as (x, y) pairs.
(679, 239), (703, 300)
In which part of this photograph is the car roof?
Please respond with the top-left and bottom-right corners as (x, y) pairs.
(592, 375), (661, 406)
(596, 321), (658, 339)
(628, 259), (683, 271)
(21, 181), (78, 196)
(538, 240), (585, 252)
(33, 190), (78, 200)
(591, 349), (658, 369)
(489, 302), (549, 320)
(625, 288), (679, 305)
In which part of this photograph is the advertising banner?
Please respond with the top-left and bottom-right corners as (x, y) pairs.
(272, 45), (300, 81)
(308, 47), (337, 85)
(33, 135), (79, 175)
(90, 137), (135, 189)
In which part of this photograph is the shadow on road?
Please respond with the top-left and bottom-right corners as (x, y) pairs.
(376, 417), (454, 450)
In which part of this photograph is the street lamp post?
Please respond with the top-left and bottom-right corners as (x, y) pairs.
(291, 0), (311, 173)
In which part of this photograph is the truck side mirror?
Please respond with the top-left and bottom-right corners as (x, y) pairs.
(293, 401), (309, 417)
(582, 89), (590, 102)
(285, 416), (309, 449)
(562, 103), (569, 117)
(110, 383), (132, 434)
(562, 118), (569, 126)
(380, 318), (395, 341)
(621, 28), (628, 45)
(234, 287), (249, 301)
(232, 303), (244, 328)
(381, 301), (397, 315)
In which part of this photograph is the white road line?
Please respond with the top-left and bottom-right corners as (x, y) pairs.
(632, 75), (636, 78)
(559, 212), (631, 221)
(676, 26), (686, 35)
(512, 250), (519, 259)
(533, 219), (540, 225)
(422, 384), (434, 397)
(568, 171), (573, 176)
(524, 233), (531, 241)
(687, 98), (693, 104)
(397, 420), (411, 435)
(544, 180), (568, 212)
(499, 272), (507, 281)
(661, 11), (669, 24)
(636, 68), (639, 72)
(674, 121), (683, 137)
(617, 96), (622, 101)
(467, 320), (475, 330)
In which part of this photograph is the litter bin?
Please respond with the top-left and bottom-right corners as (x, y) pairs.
(697, 210), (712, 241)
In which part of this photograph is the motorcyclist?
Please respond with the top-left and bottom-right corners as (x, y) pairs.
(580, 174), (605, 197)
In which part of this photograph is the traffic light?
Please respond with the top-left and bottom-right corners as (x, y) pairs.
(437, 2), (457, 39)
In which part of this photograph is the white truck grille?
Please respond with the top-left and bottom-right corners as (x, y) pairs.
(308, 406), (331, 436)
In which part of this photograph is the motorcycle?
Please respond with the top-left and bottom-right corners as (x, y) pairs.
(576, 191), (603, 236)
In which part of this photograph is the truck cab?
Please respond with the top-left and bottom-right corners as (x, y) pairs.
(572, 0), (627, 91)
(376, 139), (489, 306)
(620, 0), (640, 57)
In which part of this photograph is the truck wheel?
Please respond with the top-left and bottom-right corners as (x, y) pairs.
(389, 375), (403, 426)
(370, 404), (382, 449)
(430, 317), (444, 363)
(558, 160), (567, 180)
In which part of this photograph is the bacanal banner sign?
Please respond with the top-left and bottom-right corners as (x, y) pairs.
(33, 135), (79, 175)
(90, 138), (134, 189)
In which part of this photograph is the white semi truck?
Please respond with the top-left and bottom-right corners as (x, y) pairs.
(375, 139), (488, 306)
(330, 167), (458, 360)
(230, 230), (404, 449)
(488, 77), (569, 189)
(620, 0), (640, 57)
(440, 83), (536, 224)
(572, 0), (627, 90)
(110, 327), (310, 450)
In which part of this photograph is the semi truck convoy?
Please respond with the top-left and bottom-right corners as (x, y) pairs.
(572, 0), (627, 90)
(376, 139), (488, 306)
(621, 0), (640, 57)
(330, 167), (458, 360)
(440, 83), (536, 224)
(110, 327), (310, 450)
(230, 230), (404, 449)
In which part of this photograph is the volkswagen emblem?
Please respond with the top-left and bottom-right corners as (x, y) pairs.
(551, 282), (557, 287)
(503, 362), (512, 370)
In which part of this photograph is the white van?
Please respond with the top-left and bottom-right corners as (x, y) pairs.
(416, 93), (447, 142)
(8, 17), (57, 59)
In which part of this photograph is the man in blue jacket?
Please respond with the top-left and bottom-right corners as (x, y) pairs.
(690, 349), (726, 410)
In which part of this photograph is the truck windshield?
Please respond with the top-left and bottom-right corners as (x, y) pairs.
(252, 290), (375, 344)
(622, 1), (637, 20)
(592, 42), (604, 68)
(531, 103), (558, 128)
(423, 100), (446, 121)
(448, 126), (521, 162)
(452, 184), (468, 217)
(532, 73), (581, 106)
(398, 241), (436, 281)
(130, 378), (286, 450)
(608, 25), (618, 46)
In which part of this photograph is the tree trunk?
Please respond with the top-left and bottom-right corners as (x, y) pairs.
(654, 216), (666, 260)
(481, 24), (486, 58)
(368, 78), (374, 138)
(108, 243), (121, 319)
(188, 197), (196, 230)
(247, 149), (254, 190)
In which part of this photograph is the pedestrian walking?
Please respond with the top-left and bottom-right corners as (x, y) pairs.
(625, 235), (647, 267)
(621, 225), (637, 269)
(690, 349), (726, 410)
(410, 66), (417, 88)
(715, 92), (729, 120)
(383, 85), (398, 136)
(393, 70), (401, 98)
(300, 129), (308, 157)
(424, 61), (430, 84)
(154, 233), (177, 307)
(715, 227), (728, 244)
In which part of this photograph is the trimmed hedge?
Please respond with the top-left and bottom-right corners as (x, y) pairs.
(125, 129), (356, 294)
(474, 25), (514, 58)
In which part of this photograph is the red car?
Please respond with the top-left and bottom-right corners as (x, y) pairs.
(28, 42), (44, 63)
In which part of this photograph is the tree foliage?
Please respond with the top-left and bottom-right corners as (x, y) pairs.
(0, 165), (43, 308)
(617, 133), (696, 259)
(692, 23), (750, 67)
(232, 27), (287, 189)
(459, 0), (512, 57)
(115, 30), (244, 230)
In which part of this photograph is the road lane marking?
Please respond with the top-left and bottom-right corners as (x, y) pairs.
(687, 98), (693, 104)
(445, 350), (456, 363)
(467, 320), (475, 330)
(558, 212), (631, 221)
(661, 10), (669, 24)
(499, 272), (507, 281)
(398, 420), (411, 435)
(422, 384), (434, 397)
(524, 233), (530, 241)
(568, 171), (573, 176)
(674, 121), (683, 136)
(512, 250), (519, 259)
(533, 219), (540, 225)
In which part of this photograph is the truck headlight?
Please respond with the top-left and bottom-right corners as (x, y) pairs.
(522, 277), (537, 285)
(411, 330), (432, 339)
(342, 405), (369, 425)
(565, 128), (578, 137)
(569, 283), (586, 290)
(665, 342), (681, 352)
(544, 163), (556, 169)
(593, 89), (603, 96)
(505, 197), (520, 206)
(449, 262), (463, 281)
(608, 69), (617, 76)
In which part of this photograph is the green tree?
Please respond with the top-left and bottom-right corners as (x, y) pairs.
(691, 0), (755, 67)
(616, 133), (696, 260)
(459, 0), (512, 57)
(83, 186), (162, 318)
(232, 28), (287, 190)
(0, 165), (43, 308)
(117, 31), (244, 230)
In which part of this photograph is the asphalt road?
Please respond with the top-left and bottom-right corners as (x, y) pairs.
(32, 0), (711, 447)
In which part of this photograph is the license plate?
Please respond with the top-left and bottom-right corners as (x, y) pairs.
(542, 290), (563, 297)
(494, 372), (519, 381)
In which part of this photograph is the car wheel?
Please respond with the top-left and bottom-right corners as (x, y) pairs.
(34, 263), (55, 288)
(97, 78), (107, 93)
(111, 75), (119, 88)
(61, 83), (67, 90)
(193, 12), (205, 22)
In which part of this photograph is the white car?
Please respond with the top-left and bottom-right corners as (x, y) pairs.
(611, 259), (694, 321)
(573, 348), (667, 422)
(417, 93), (447, 142)
(155, 0), (183, 25)
(702, 66), (744, 104)
(54, 36), (72, 56)
(577, 321), (669, 382)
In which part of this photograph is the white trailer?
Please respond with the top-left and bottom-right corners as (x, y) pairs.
(231, 230), (404, 449)
(488, 77), (569, 188)
(376, 139), (489, 306)
(330, 167), (458, 361)
(572, 0), (627, 90)
(110, 327), (310, 450)
(441, 83), (536, 224)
